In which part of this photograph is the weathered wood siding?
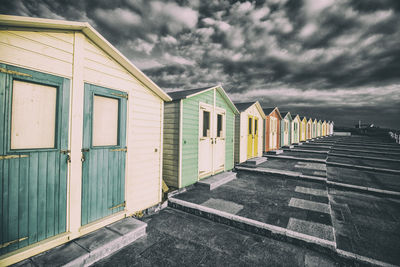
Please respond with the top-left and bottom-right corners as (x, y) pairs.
(215, 90), (235, 170)
(163, 101), (180, 188)
(0, 30), (74, 78)
(234, 114), (241, 164)
(82, 38), (163, 212)
(181, 89), (214, 187)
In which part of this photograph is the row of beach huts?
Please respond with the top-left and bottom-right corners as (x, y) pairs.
(0, 15), (333, 264)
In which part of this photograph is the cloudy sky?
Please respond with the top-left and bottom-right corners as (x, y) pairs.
(2, 0), (400, 128)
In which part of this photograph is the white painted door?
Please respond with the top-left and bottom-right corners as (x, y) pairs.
(284, 120), (289, 145)
(269, 117), (277, 149)
(213, 108), (225, 174)
(199, 104), (213, 178)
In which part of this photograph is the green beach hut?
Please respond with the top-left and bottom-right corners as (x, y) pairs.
(292, 114), (301, 144)
(280, 111), (292, 147)
(163, 85), (239, 189)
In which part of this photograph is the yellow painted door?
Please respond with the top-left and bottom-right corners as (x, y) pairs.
(254, 118), (258, 157)
(247, 116), (253, 159)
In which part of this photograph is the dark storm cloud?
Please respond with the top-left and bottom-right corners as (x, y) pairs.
(1, 0), (399, 128)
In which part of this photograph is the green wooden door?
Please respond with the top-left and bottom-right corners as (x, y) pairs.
(81, 84), (127, 225)
(0, 64), (70, 255)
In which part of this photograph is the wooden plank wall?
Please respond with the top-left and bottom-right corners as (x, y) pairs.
(162, 101), (180, 188)
(234, 113), (241, 164)
(0, 30), (74, 77)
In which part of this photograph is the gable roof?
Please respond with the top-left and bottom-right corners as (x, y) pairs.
(234, 102), (254, 112)
(167, 85), (239, 114)
(293, 114), (301, 121)
(280, 111), (292, 121)
(0, 14), (171, 101)
(167, 86), (214, 100)
(234, 101), (266, 118)
(301, 116), (307, 121)
(262, 107), (282, 119)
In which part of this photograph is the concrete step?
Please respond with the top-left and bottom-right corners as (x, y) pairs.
(266, 149), (284, 155)
(197, 171), (237, 190)
(329, 152), (400, 163)
(282, 145), (295, 149)
(245, 156), (268, 166)
(266, 154), (327, 163)
(235, 166), (327, 183)
(15, 217), (146, 267)
(168, 197), (336, 252)
(291, 149), (329, 154)
(326, 161), (400, 175)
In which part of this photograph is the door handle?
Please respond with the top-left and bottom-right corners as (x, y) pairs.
(60, 150), (71, 163)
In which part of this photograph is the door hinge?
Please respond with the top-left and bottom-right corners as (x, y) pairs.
(0, 155), (29, 160)
(110, 147), (127, 152)
(0, 67), (32, 77)
(109, 201), (126, 210)
(0, 237), (28, 249)
(111, 92), (128, 99)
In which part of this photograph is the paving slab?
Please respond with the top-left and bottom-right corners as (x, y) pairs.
(93, 208), (341, 267)
(287, 218), (334, 242)
(295, 186), (328, 197)
(289, 198), (330, 214)
(256, 158), (327, 178)
(201, 198), (244, 214)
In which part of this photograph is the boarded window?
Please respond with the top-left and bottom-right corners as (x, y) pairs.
(203, 110), (210, 137)
(92, 95), (119, 146)
(255, 119), (258, 134)
(11, 80), (57, 149)
(217, 114), (223, 137)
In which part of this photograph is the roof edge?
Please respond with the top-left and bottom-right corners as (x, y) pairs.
(0, 14), (172, 102)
